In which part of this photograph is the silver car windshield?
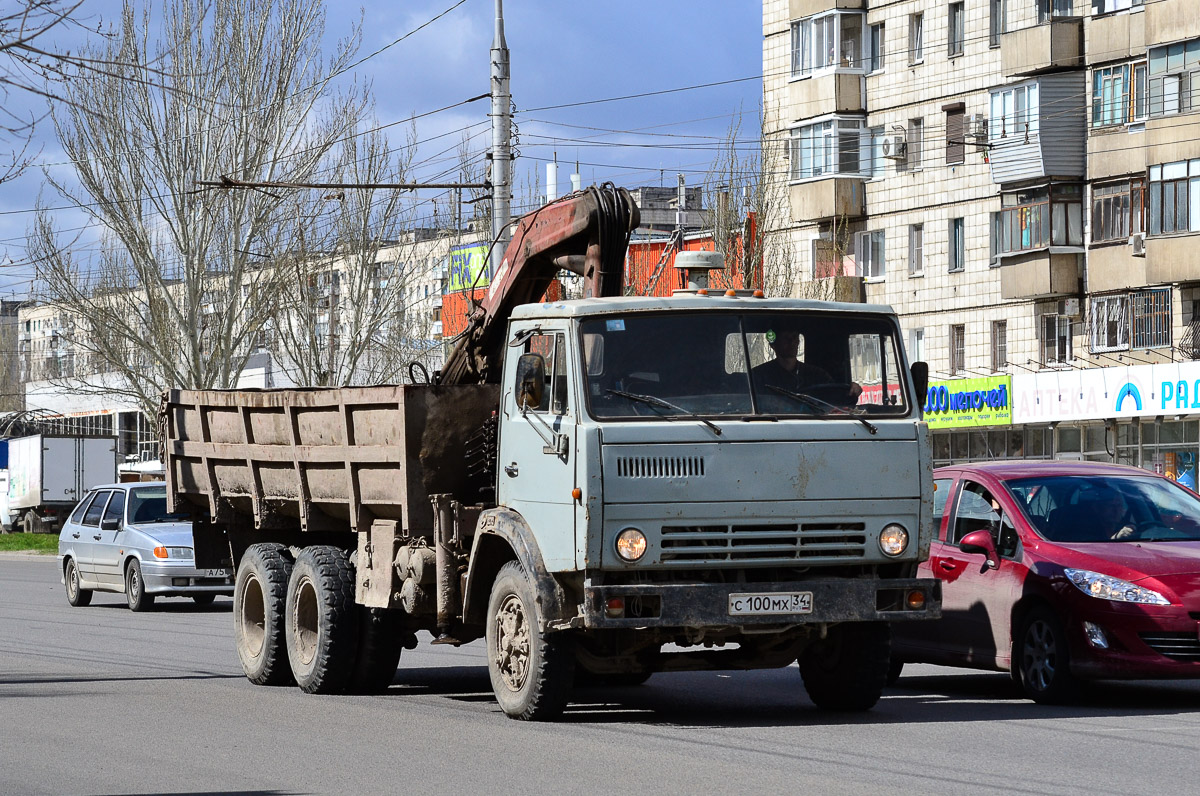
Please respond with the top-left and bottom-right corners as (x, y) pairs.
(580, 311), (910, 419)
(1006, 474), (1200, 543)
(127, 487), (189, 524)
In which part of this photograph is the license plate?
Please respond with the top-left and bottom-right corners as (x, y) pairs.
(204, 568), (232, 577)
(728, 591), (813, 616)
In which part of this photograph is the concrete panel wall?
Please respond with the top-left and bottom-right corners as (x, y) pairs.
(1001, 18), (1083, 77)
(1087, 244), (1148, 293)
(787, 72), (865, 121)
(1146, 235), (1200, 285)
(1146, 116), (1200, 167)
(999, 252), (1081, 300)
(1087, 127), (1149, 180)
(1146, 0), (1200, 47)
(790, 0), (862, 18)
(1085, 8), (1144, 66)
(790, 179), (865, 223)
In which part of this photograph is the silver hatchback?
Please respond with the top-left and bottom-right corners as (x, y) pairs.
(57, 482), (233, 611)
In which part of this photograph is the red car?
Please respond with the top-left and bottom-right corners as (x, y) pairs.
(891, 460), (1200, 703)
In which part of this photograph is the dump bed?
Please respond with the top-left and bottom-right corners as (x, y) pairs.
(163, 385), (499, 536)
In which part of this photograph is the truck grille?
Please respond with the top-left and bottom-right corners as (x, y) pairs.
(615, 455), (705, 479)
(659, 522), (867, 564)
(1139, 632), (1200, 661)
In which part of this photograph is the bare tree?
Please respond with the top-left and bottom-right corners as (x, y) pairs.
(27, 0), (369, 416)
(270, 122), (429, 387)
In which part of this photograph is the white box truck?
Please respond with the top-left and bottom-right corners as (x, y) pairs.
(6, 435), (119, 533)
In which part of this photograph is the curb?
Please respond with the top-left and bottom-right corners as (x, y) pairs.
(0, 551), (57, 560)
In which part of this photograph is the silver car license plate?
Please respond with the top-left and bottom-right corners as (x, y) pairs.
(204, 568), (232, 577)
(729, 591), (813, 616)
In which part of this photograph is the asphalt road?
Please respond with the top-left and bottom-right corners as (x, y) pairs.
(4, 554), (1200, 795)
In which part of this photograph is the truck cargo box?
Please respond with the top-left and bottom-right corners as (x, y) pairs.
(164, 384), (500, 535)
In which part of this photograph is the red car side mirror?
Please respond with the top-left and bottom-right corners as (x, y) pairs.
(959, 529), (1000, 570)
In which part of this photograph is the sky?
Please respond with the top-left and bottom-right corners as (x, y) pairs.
(0, 0), (763, 298)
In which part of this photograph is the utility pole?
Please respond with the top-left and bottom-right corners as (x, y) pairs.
(490, 0), (512, 254)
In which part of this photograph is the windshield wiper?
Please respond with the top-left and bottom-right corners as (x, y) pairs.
(765, 385), (877, 435)
(606, 389), (722, 436)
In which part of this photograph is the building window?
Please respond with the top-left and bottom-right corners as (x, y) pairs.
(1148, 39), (1200, 118)
(1090, 294), (1131, 353)
(945, 108), (965, 165)
(865, 125), (887, 177)
(791, 12), (866, 78)
(909, 223), (924, 275)
(991, 184), (1083, 255)
(869, 23), (885, 72)
(789, 117), (868, 180)
(909, 13), (924, 65)
(989, 83), (1040, 141)
(1148, 160), (1200, 235)
(992, 320), (1008, 370)
(949, 217), (966, 272)
(857, 230), (886, 279)
(1091, 179), (1146, 243)
(910, 328), (925, 362)
(1038, 0), (1074, 23)
(906, 118), (923, 170)
(949, 324), (965, 375)
(1093, 1), (1145, 13)
(1092, 62), (1147, 127)
(948, 3), (965, 57)
(990, 0), (1006, 48)
(1042, 314), (1073, 364)
(1133, 288), (1171, 349)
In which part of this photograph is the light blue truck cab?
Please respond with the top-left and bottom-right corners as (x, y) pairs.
(484, 294), (941, 712)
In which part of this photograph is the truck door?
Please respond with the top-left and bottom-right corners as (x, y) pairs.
(497, 327), (577, 571)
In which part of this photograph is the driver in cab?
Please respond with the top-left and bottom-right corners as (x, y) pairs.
(751, 327), (862, 406)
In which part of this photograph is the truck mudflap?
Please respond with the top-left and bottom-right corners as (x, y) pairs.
(582, 577), (941, 629)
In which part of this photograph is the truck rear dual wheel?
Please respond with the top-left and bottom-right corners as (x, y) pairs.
(798, 622), (891, 711)
(486, 561), (575, 721)
(234, 543), (295, 687)
(284, 545), (360, 694)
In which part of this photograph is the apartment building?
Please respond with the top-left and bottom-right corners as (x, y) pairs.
(765, 0), (1200, 485)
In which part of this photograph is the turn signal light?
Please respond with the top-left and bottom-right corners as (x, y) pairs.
(906, 590), (926, 610)
(606, 597), (625, 618)
(153, 546), (169, 559)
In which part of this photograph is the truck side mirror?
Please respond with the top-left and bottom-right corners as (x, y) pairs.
(910, 361), (929, 408)
(515, 353), (546, 410)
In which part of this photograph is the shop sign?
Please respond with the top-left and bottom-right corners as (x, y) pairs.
(922, 376), (1012, 429)
(447, 242), (491, 291)
(1012, 361), (1200, 424)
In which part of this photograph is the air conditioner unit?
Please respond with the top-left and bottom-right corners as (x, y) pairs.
(965, 113), (988, 140)
(881, 133), (908, 160)
(1130, 232), (1147, 257)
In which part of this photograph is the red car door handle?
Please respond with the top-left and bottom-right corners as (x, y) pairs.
(939, 560), (958, 571)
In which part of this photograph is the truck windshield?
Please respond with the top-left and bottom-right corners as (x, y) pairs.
(580, 311), (910, 419)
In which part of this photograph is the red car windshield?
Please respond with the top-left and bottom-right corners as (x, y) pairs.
(1005, 474), (1200, 544)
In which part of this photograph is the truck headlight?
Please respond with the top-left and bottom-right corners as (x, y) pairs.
(1064, 569), (1171, 605)
(615, 528), (647, 562)
(879, 524), (909, 557)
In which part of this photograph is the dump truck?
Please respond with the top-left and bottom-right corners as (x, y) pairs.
(162, 184), (941, 720)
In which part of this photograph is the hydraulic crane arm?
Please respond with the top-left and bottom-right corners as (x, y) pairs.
(438, 183), (639, 386)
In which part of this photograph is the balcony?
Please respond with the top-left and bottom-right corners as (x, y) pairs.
(1145, 235), (1200, 285)
(1146, 0), (1200, 48)
(790, 0), (862, 16)
(1087, 243), (1147, 294)
(788, 73), (864, 121)
(1145, 115), (1200, 170)
(789, 178), (865, 223)
(1000, 18), (1083, 77)
(997, 251), (1081, 300)
(1086, 8), (1144, 65)
(1087, 127), (1148, 181)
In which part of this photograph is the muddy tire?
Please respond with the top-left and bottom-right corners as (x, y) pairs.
(125, 559), (155, 612)
(486, 561), (574, 720)
(284, 545), (359, 694)
(64, 557), (92, 607)
(886, 658), (904, 686)
(234, 543), (294, 686)
(345, 606), (405, 694)
(1015, 607), (1078, 704)
(799, 622), (890, 711)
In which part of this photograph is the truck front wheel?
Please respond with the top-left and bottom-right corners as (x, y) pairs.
(234, 543), (294, 686)
(485, 561), (574, 721)
(798, 622), (891, 711)
(284, 545), (359, 694)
